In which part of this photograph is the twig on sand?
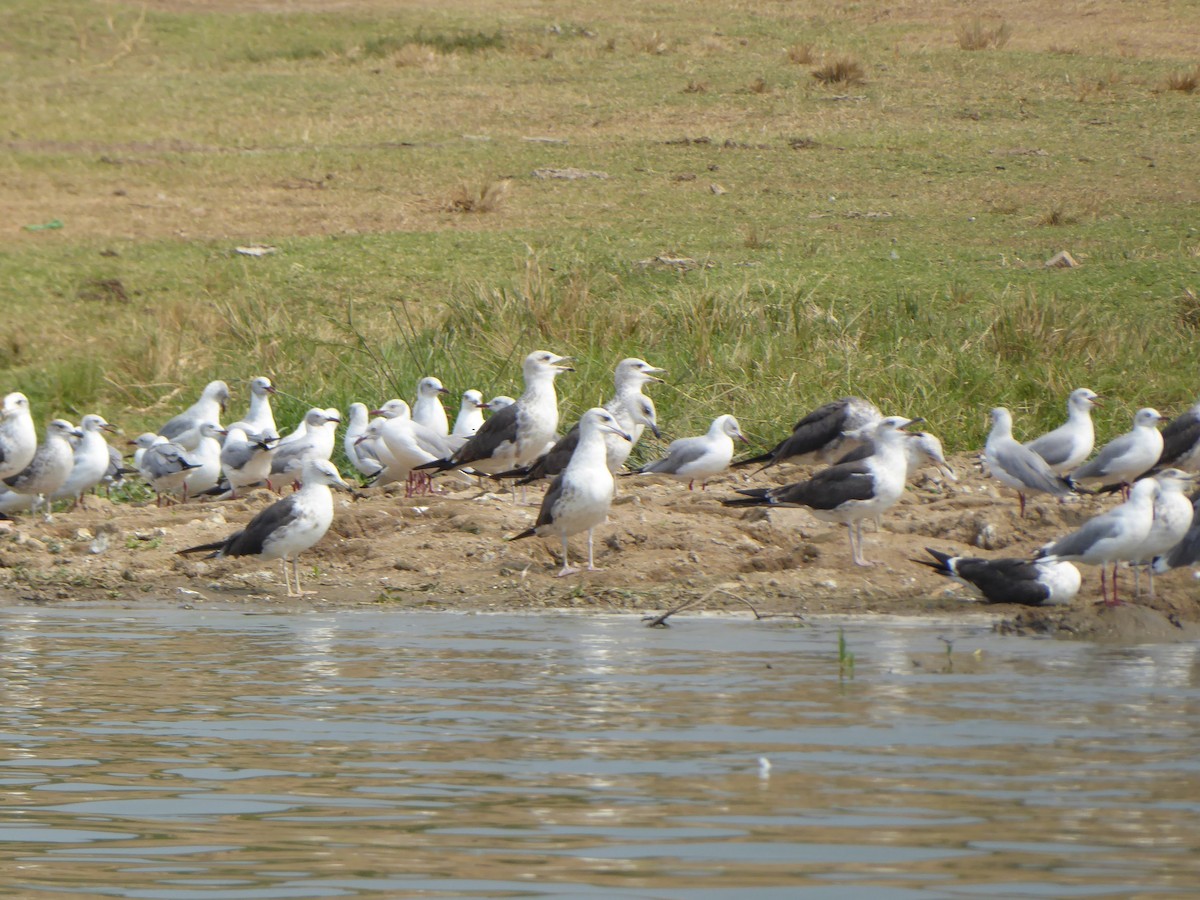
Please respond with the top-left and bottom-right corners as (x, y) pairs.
(643, 586), (806, 627)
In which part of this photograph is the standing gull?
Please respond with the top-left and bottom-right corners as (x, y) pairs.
(915, 548), (1081, 607)
(270, 408), (341, 484)
(52, 413), (119, 508)
(0, 392), (37, 482)
(412, 376), (451, 437)
(509, 408), (631, 577)
(1152, 488), (1200, 576)
(416, 351), (573, 478)
(183, 422), (227, 497)
(158, 380), (230, 451)
(1071, 407), (1164, 495)
(178, 458), (350, 597)
(1155, 398), (1200, 472)
(452, 390), (487, 438)
(984, 407), (1076, 517)
(226, 376), (278, 442)
(722, 416), (920, 567)
(136, 435), (201, 505)
(632, 414), (747, 490)
(4, 419), (84, 517)
(343, 403), (384, 478)
(1038, 477), (1158, 606)
(1128, 468), (1196, 597)
(1024, 388), (1100, 475)
(220, 425), (276, 497)
(732, 396), (881, 471)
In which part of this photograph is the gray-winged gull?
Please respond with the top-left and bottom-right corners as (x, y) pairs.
(509, 407), (631, 576)
(343, 403), (385, 478)
(1152, 487), (1200, 576)
(634, 414), (747, 490)
(1128, 468), (1196, 597)
(136, 435), (201, 506)
(416, 351), (573, 477)
(1072, 407), (1164, 495)
(732, 396), (881, 471)
(915, 548), (1081, 606)
(1038, 477), (1158, 605)
(226, 376), (278, 442)
(178, 458), (351, 597)
(0, 392), (37, 482)
(219, 425), (276, 497)
(1155, 399), (1200, 471)
(52, 413), (119, 508)
(2, 418), (82, 517)
(412, 376), (451, 437)
(270, 408), (341, 484)
(158, 380), (229, 450)
(984, 407), (1075, 516)
(183, 422), (227, 497)
(452, 390), (486, 438)
(1024, 387), (1100, 474)
(723, 416), (920, 567)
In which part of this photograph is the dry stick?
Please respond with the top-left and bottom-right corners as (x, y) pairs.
(643, 586), (806, 627)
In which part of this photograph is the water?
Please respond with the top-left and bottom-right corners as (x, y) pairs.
(2, 606), (1199, 898)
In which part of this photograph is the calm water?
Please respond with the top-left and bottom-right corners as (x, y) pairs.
(2, 606), (1199, 898)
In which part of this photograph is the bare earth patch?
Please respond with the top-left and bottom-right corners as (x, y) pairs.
(3, 453), (1199, 643)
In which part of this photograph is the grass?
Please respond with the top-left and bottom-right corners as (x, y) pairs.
(1, 0), (1198, 463)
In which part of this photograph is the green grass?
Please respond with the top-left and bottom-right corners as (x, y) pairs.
(1, 0), (1198, 461)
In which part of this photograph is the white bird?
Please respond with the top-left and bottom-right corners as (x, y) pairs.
(137, 436), (201, 506)
(724, 416), (920, 567)
(1071, 407), (1164, 494)
(510, 407), (632, 577)
(0, 392), (38, 482)
(1128, 468), (1197, 597)
(916, 548), (1081, 606)
(52, 413), (119, 508)
(343, 403), (384, 478)
(984, 407), (1075, 517)
(2, 419), (82, 517)
(158, 380), (229, 451)
(220, 425), (276, 497)
(417, 351), (573, 478)
(226, 376), (278, 441)
(634, 414), (747, 490)
(183, 422), (227, 497)
(732, 396), (881, 471)
(1152, 489), (1200, 576)
(372, 400), (448, 494)
(412, 376), (450, 437)
(1038, 477), (1159, 605)
(1025, 387), (1100, 474)
(270, 408), (341, 483)
(178, 458), (351, 597)
(452, 390), (486, 438)
(837, 427), (957, 482)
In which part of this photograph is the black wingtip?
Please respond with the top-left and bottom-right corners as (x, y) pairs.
(506, 528), (536, 542)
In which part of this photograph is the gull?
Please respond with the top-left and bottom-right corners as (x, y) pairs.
(178, 458), (351, 597)
(1155, 398), (1200, 472)
(51, 413), (119, 508)
(722, 416), (921, 567)
(504, 357), (664, 483)
(343, 403), (384, 478)
(226, 376), (279, 442)
(984, 407), (1076, 517)
(137, 435), (201, 506)
(1071, 407), (1164, 496)
(183, 422), (227, 497)
(633, 414), (747, 490)
(1024, 387), (1101, 474)
(2, 419), (82, 517)
(509, 408), (631, 576)
(416, 351), (573, 478)
(1038, 477), (1158, 605)
(732, 396), (881, 471)
(101, 443), (134, 495)
(0, 392), (37, 482)
(837, 427), (957, 482)
(219, 425), (276, 497)
(452, 390), (487, 438)
(916, 548), (1081, 607)
(158, 380), (230, 450)
(270, 408), (341, 484)
(412, 376), (451, 437)
(1152, 488), (1200, 576)
(1128, 468), (1196, 597)
(371, 400), (455, 494)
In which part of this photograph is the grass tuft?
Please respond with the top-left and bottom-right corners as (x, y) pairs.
(447, 180), (512, 214)
(787, 43), (816, 65)
(1163, 67), (1200, 93)
(811, 57), (865, 86)
(955, 19), (1012, 51)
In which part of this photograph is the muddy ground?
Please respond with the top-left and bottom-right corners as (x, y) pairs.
(2, 453), (1199, 643)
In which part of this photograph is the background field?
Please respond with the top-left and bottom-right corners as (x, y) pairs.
(1, 0), (1197, 456)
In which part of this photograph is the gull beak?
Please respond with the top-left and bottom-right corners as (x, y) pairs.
(101, 423), (120, 434)
(735, 430), (751, 444)
(647, 422), (661, 439)
(368, 409), (384, 416)
(603, 424), (633, 443)
(553, 355), (575, 372)
(438, 386), (450, 395)
(900, 417), (925, 431)
(938, 464), (959, 482)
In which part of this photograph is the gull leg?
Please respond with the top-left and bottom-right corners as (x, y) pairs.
(281, 558), (293, 596)
(585, 529), (600, 572)
(556, 534), (579, 578)
(1018, 492), (1027, 518)
(1133, 564), (1141, 599)
(851, 520), (873, 567)
(1147, 566), (1155, 599)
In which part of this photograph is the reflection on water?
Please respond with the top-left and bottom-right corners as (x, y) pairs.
(2, 607), (1200, 898)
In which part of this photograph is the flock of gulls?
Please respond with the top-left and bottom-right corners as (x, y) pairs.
(3, 350), (1200, 606)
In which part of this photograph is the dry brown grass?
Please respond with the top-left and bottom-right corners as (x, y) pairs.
(1163, 66), (1200, 93)
(787, 43), (816, 65)
(956, 19), (1012, 51)
(811, 57), (865, 86)
(446, 179), (511, 214)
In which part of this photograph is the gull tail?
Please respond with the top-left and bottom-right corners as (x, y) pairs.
(720, 487), (775, 508)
